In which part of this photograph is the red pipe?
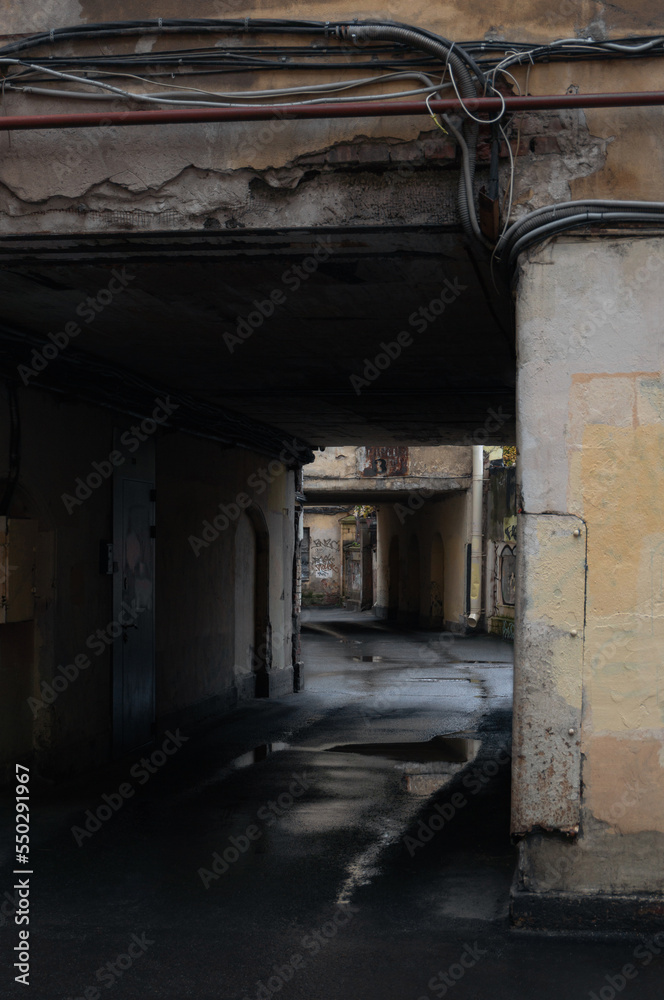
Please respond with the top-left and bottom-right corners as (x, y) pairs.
(0, 91), (663, 129)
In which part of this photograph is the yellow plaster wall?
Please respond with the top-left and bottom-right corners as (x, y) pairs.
(567, 374), (664, 833)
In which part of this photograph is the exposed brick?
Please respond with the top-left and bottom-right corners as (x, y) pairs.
(325, 144), (360, 164)
(389, 144), (422, 163)
(517, 114), (546, 135)
(530, 135), (561, 155)
(422, 138), (456, 160)
(356, 145), (389, 164)
(499, 138), (530, 158)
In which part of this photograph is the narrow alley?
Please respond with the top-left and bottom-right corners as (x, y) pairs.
(3, 611), (662, 999)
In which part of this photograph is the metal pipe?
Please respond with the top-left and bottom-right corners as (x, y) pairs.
(1, 91), (664, 130)
(467, 445), (484, 629)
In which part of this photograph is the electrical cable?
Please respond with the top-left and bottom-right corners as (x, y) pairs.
(35, 68), (440, 100)
(6, 76), (453, 107)
(5, 19), (664, 252)
(342, 23), (485, 242)
(447, 59), (506, 124)
(495, 201), (664, 277)
(0, 20), (493, 246)
(440, 112), (492, 248)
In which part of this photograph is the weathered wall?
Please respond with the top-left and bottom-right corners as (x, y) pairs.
(0, 388), (115, 777)
(3, 0), (663, 39)
(305, 445), (471, 496)
(1, 3), (663, 236)
(156, 435), (296, 724)
(485, 463), (517, 637)
(0, 385), (297, 780)
(513, 235), (664, 919)
(302, 509), (343, 605)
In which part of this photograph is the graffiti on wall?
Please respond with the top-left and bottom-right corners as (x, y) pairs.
(312, 538), (340, 551)
(503, 516), (517, 542)
(311, 553), (336, 579)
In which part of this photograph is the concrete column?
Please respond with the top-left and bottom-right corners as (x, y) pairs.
(512, 236), (664, 930)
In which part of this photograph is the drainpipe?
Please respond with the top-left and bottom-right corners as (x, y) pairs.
(467, 445), (483, 629)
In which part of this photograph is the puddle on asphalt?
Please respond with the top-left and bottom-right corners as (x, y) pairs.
(226, 734), (483, 774)
(229, 742), (289, 770)
(353, 655), (383, 662)
(324, 735), (481, 764)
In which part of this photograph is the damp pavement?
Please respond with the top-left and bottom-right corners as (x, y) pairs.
(1, 608), (663, 1000)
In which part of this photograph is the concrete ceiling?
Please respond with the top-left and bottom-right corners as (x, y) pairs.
(0, 226), (515, 446)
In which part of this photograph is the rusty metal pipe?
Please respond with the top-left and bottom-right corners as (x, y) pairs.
(0, 91), (664, 130)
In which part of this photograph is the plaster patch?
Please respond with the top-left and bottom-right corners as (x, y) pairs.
(135, 35), (157, 54)
(585, 734), (664, 834)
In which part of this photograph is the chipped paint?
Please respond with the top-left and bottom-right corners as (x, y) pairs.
(0, 2), (661, 234)
(511, 513), (585, 836)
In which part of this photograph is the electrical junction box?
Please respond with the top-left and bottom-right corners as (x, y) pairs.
(0, 517), (37, 623)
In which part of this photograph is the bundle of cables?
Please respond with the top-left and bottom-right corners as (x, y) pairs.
(3, 20), (664, 254)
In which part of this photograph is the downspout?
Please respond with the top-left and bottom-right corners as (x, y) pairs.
(467, 445), (483, 629)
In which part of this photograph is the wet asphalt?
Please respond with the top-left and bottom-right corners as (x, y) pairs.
(1, 608), (663, 999)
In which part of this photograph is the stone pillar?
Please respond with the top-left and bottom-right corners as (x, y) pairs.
(512, 236), (664, 930)
(374, 506), (394, 619)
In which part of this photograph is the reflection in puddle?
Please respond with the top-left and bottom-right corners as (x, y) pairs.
(230, 742), (289, 770)
(324, 735), (481, 764)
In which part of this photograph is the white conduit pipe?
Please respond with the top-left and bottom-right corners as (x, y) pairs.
(467, 445), (484, 628)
